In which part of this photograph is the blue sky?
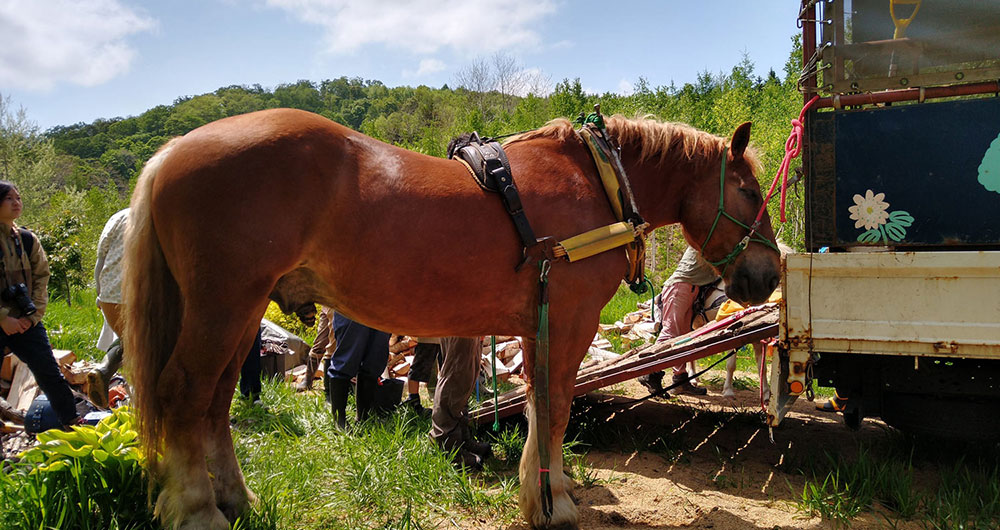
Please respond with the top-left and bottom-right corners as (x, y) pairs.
(1, 1), (801, 131)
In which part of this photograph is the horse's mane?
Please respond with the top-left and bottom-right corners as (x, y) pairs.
(508, 115), (760, 173)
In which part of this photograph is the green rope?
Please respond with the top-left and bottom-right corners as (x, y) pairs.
(491, 335), (499, 431)
(701, 146), (780, 271)
(535, 260), (554, 522)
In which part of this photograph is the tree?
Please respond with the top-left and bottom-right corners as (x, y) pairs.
(549, 78), (588, 119)
(35, 212), (86, 306)
(163, 95), (226, 136)
(455, 55), (494, 122)
(0, 94), (61, 215)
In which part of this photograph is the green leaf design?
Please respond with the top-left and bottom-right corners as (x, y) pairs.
(857, 228), (881, 243)
(889, 210), (914, 227)
(885, 222), (907, 241)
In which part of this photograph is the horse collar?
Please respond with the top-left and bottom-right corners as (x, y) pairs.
(578, 123), (649, 290)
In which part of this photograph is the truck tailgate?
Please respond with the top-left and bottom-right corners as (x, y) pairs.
(782, 251), (1000, 360)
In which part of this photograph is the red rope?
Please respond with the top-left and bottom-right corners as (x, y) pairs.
(758, 95), (820, 223)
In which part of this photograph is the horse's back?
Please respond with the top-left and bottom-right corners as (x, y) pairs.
(147, 109), (362, 290)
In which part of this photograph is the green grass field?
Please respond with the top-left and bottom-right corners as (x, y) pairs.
(0, 287), (997, 528)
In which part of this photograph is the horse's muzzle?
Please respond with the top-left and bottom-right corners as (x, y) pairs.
(725, 257), (780, 306)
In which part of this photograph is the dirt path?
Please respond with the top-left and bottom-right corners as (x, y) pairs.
(492, 377), (921, 530)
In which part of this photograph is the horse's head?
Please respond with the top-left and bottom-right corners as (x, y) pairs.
(680, 122), (780, 305)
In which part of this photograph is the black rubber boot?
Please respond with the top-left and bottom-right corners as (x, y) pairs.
(461, 420), (492, 459)
(329, 377), (350, 430)
(671, 371), (707, 396)
(86, 340), (124, 408)
(323, 358), (333, 405)
(355, 376), (377, 423)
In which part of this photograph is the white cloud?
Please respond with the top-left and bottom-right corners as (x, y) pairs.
(264, 0), (557, 55)
(0, 0), (155, 91)
(403, 58), (446, 78)
(617, 78), (634, 96)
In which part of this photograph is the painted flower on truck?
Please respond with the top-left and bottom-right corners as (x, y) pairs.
(979, 132), (1000, 194)
(848, 189), (889, 230)
(848, 189), (913, 243)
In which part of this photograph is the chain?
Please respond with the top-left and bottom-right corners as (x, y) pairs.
(798, 43), (831, 94)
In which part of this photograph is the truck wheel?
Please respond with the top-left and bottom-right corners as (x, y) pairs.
(881, 393), (1000, 441)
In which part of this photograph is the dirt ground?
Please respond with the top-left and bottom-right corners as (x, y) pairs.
(490, 375), (921, 530)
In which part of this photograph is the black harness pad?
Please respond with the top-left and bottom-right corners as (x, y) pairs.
(451, 137), (537, 251)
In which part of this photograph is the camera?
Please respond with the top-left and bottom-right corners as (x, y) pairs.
(2, 283), (36, 316)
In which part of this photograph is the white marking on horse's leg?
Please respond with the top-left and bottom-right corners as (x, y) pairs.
(723, 354), (737, 398)
(545, 436), (579, 530)
(519, 400), (542, 526)
(155, 441), (230, 530)
(519, 398), (580, 529)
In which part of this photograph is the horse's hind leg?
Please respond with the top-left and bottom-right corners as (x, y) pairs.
(206, 320), (264, 520)
(155, 299), (260, 530)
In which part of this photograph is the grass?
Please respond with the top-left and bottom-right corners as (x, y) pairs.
(599, 283), (649, 325)
(794, 437), (1000, 528)
(5, 288), (998, 529)
(43, 289), (106, 362)
(230, 382), (521, 529)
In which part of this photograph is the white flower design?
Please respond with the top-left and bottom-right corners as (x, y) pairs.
(848, 189), (890, 230)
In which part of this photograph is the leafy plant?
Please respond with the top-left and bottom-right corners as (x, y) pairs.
(34, 213), (87, 305)
(0, 407), (157, 529)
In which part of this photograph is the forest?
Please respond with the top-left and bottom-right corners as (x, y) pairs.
(0, 39), (805, 304)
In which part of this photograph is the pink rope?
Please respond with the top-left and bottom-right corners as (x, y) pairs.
(758, 95), (820, 223)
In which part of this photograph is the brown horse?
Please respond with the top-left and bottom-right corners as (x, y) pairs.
(122, 109), (779, 529)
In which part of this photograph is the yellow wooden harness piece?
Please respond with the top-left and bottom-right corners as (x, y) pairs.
(551, 126), (647, 279)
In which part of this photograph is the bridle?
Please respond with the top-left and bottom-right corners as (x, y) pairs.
(700, 146), (780, 272)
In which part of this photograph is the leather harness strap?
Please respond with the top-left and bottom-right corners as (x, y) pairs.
(451, 115), (648, 287)
(457, 141), (538, 250)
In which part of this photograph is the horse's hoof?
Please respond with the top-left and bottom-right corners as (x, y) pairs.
(722, 388), (736, 399)
(217, 487), (257, 521)
(176, 507), (230, 530)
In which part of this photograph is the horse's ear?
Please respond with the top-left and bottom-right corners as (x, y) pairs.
(730, 121), (752, 160)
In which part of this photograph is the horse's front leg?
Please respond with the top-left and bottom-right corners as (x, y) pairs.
(518, 320), (594, 530)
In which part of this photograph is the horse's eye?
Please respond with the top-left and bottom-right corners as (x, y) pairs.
(738, 188), (759, 202)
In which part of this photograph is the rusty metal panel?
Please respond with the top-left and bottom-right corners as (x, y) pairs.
(823, 0), (1000, 94)
(805, 97), (1000, 249)
(781, 251), (1000, 360)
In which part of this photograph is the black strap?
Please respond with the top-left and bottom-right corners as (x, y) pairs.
(16, 228), (33, 258)
(480, 144), (537, 249)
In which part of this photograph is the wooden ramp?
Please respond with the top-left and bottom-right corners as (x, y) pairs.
(472, 305), (778, 424)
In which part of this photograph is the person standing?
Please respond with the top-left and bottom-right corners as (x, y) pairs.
(429, 336), (491, 469)
(297, 305), (334, 393)
(327, 312), (391, 429)
(86, 208), (128, 406)
(0, 181), (79, 427)
(638, 246), (717, 396)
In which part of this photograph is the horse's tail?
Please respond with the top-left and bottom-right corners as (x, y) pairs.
(122, 138), (182, 469)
